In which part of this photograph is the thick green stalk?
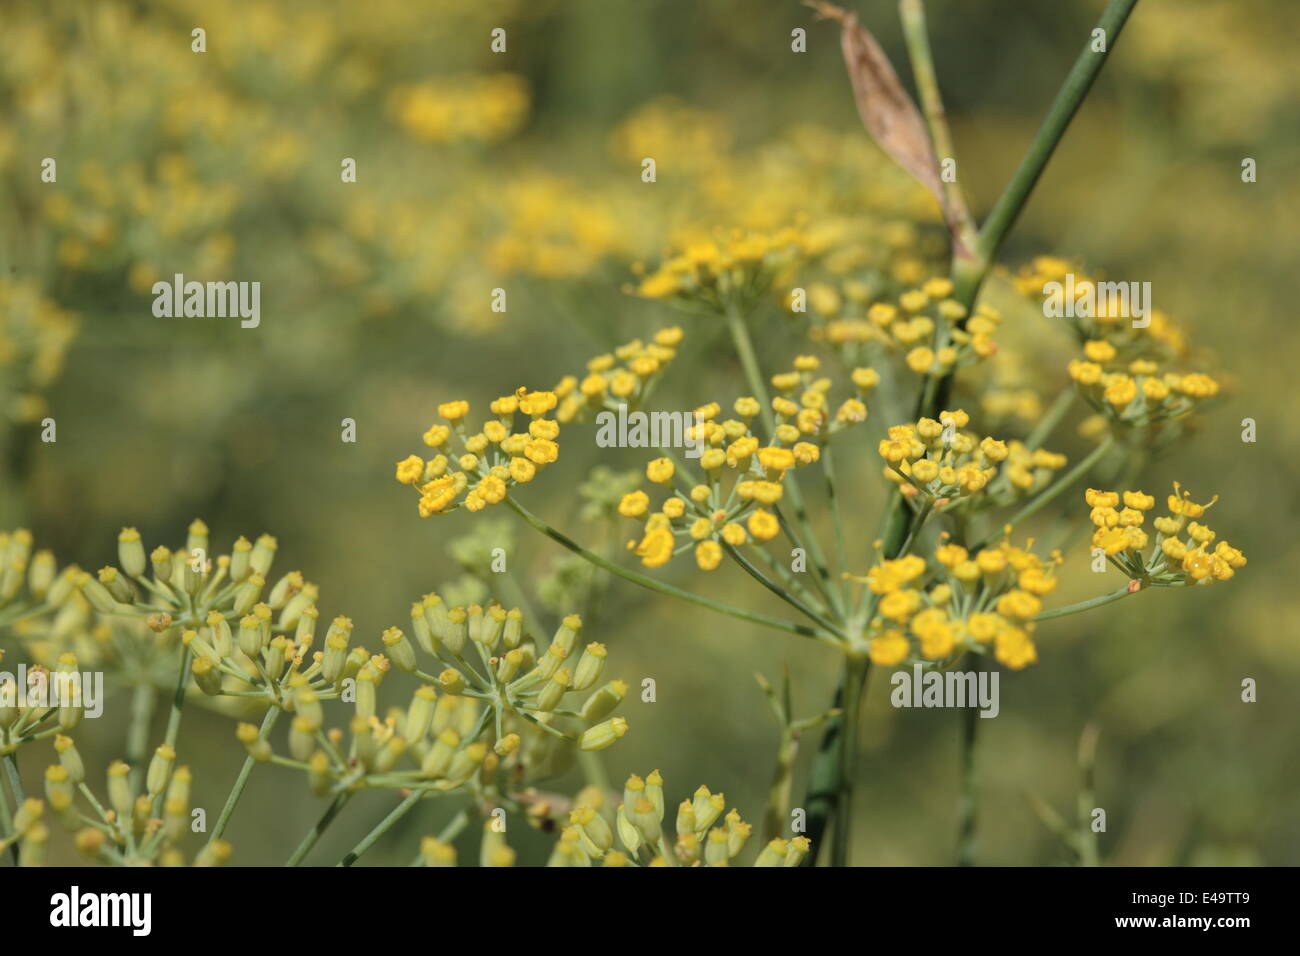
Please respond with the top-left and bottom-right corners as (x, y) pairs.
(899, 0), (976, 247)
(0, 754), (18, 864)
(831, 654), (869, 866)
(957, 700), (978, 865)
(125, 683), (156, 790)
(974, 0), (1141, 265)
(800, 680), (846, 863)
(800, 0), (1142, 863)
(1077, 724), (1101, 866)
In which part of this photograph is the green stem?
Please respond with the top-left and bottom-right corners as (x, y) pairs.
(896, 500), (934, 557)
(125, 682), (156, 791)
(751, 542), (830, 615)
(210, 706), (281, 844)
(762, 727), (798, 844)
(505, 496), (835, 644)
(578, 750), (612, 800)
(802, 0), (1141, 860)
(978, 436), (1115, 549)
(821, 445), (851, 590)
(0, 755), (17, 864)
(286, 790), (352, 866)
(831, 654), (869, 866)
(957, 697), (978, 865)
(1034, 585), (1133, 621)
(438, 808), (471, 843)
(4, 754), (25, 805)
(724, 302), (846, 617)
(1026, 389), (1076, 450)
(801, 679), (847, 864)
(1077, 724), (1101, 866)
(339, 791), (424, 866)
(722, 542), (846, 639)
(974, 0), (1141, 265)
(151, 648), (192, 815)
(3, 753), (25, 862)
(899, 0), (976, 247)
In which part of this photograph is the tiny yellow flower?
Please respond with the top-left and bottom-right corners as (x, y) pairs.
(747, 509), (780, 542)
(905, 347), (934, 374)
(869, 630), (910, 666)
(395, 455), (424, 485)
(695, 541), (723, 571)
(635, 527), (675, 568)
(721, 523), (747, 547)
(995, 627), (1037, 670)
(618, 491), (650, 519)
(646, 458), (675, 485)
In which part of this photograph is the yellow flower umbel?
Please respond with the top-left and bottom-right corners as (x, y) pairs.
(387, 74), (529, 146)
(800, 277), (1000, 381)
(1015, 256), (1188, 359)
(1067, 341), (1221, 429)
(42, 749), (230, 867)
(629, 224), (820, 313)
(549, 771), (771, 867)
(554, 327), (683, 424)
(615, 357), (869, 571)
(849, 536), (1058, 672)
(397, 386), (563, 517)
(1088, 483), (1245, 586)
(879, 409), (1067, 513)
(263, 596), (630, 800)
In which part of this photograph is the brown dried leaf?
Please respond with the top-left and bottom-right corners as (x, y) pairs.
(809, 1), (947, 216)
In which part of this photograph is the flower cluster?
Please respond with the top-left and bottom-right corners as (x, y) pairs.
(396, 387), (562, 517)
(230, 596), (629, 799)
(3, 522), (327, 692)
(1067, 338), (1220, 428)
(1014, 256), (1188, 359)
(856, 536), (1059, 671)
(548, 771), (795, 867)
(879, 409), (1068, 509)
(631, 224), (828, 312)
(553, 328), (683, 423)
(33, 739), (230, 867)
(387, 73), (530, 145)
(0, 648), (91, 765)
(803, 277), (1002, 376)
(618, 356), (870, 570)
(1088, 484), (1246, 585)
(0, 279), (78, 426)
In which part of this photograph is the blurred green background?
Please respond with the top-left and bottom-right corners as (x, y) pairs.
(1, 0), (1296, 865)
